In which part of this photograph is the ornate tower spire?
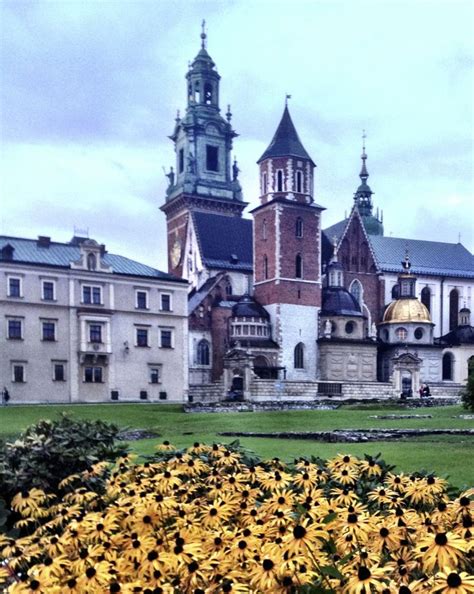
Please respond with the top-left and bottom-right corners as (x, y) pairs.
(200, 19), (207, 49)
(353, 131), (384, 236)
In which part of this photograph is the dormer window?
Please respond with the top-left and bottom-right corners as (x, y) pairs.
(87, 253), (97, 271)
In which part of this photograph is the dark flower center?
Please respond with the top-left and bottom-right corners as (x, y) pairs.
(238, 540), (247, 549)
(348, 513), (358, 524)
(380, 528), (389, 537)
(86, 567), (96, 578)
(435, 533), (448, 546)
(110, 584), (121, 593)
(143, 515), (152, 524)
(438, 502), (447, 511)
(68, 579), (77, 588)
(147, 551), (158, 561)
(447, 573), (462, 587)
(278, 497), (285, 504)
(30, 581), (40, 591)
(293, 525), (307, 539)
(209, 508), (218, 517)
(188, 561), (199, 573)
(343, 456), (350, 463)
(358, 566), (371, 580)
(262, 559), (274, 571)
(459, 496), (470, 506)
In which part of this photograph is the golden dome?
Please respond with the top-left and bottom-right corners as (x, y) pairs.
(383, 298), (431, 324)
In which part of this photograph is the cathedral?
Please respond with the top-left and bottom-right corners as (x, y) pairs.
(162, 30), (474, 401)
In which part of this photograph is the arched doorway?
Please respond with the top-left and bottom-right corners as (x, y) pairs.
(442, 352), (454, 380)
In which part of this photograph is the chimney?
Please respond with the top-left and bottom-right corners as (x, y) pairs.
(37, 236), (51, 248)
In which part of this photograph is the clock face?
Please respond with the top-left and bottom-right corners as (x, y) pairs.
(170, 238), (182, 268)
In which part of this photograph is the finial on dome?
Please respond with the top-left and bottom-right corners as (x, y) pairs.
(402, 246), (411, 272)
(201, 19), (207, 49)
(360, 129), (368, 180)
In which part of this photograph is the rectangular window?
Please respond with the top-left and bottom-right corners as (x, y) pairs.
(12, 363), (25, 383)
(149, 367), (160, 384)
(42, 280), (55, 301)
(136, 328), (149, 347)
(206, 145), (219, 171)
(8, 319), (22, 340)
(53, 363), (66, 381)
(160, 293), (172, 311)
(42, 321), (56, 341)
(84, 366), (103, 383)
(82, 285), (102, 305)
(136, 290), (148, 310)
(89, 324), (102, 343)
(8, 277), (21, 297)
(160, 329), (173, 348)
(179, 148), (184, 173)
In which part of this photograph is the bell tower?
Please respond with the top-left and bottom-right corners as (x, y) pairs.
(252, 102), (324, 380)
(161, 22), (246, 276)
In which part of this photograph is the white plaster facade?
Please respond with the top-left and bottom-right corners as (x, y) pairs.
(1, 237), (189, 404)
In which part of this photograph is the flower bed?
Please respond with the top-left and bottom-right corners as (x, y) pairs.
(1, 443), (473, 593)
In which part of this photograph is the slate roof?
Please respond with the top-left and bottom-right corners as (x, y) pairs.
(0, 236), (184, 282)
(436, 325), (474, 346)
(369, 236), (474, 279)
(323, 220), (474, 279)
(193, 212), (253, 272)
(258, 107), (315, 165)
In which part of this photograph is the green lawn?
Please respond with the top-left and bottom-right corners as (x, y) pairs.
(1, 403), (473, 489)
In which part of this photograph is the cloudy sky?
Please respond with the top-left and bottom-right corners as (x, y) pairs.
(1, 0), (473, 271)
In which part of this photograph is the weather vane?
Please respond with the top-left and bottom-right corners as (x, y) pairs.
(201, 19), (207, 49)
(285, 94), (292, 106)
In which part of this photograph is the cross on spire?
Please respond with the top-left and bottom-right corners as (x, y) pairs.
(201, 19), (207, 49)
(285, 94), (292, 107)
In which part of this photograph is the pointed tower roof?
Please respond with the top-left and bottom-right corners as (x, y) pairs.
(258, 106), (315, 165)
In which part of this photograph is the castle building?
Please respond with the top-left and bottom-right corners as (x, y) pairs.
(0, 235), (188, 403)
(164, 31), (473, 401)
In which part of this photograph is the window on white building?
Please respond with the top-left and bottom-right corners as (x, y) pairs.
(160, 329), (173, 348)
(41, 321), (56, 341)
(8, 277), (22, 298)
(136, 327), (149, 347)
(149, 366), (161, 384)
(89, 323), (103, 343)
(82, 285), (102, 305)
(42, 280), (55, 301)
(136, 290), (148, 309)
(160, 293), (172, 311)
(197, 339), (210, 365)
(294, 343), (305, 369)
(7, 319), (23, 340)
(12, 362), (26, 383)
(84, 366), (103, 383)
(52, 362), (66, 381)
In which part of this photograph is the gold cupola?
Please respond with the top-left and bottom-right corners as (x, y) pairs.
(383, 299), (431, 324)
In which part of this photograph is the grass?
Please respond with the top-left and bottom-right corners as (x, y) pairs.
(1, 403), (473, 489)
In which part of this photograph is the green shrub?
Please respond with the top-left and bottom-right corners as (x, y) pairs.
(0, 414), (128, 531)
(461, 364), (474, 411)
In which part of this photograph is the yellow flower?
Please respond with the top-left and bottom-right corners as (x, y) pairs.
(416, 531), (468, 571)
(343, 564), (389, 594)
(432, 568), (474, 593)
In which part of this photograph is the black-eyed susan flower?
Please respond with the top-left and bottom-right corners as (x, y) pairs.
(432, 568), (474, 593)
(416, 531), (468, 571)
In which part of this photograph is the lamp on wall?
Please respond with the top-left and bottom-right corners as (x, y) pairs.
(123, 341), (130, 354)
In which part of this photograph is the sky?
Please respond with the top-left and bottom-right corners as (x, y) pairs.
(1, 0), (473, 271)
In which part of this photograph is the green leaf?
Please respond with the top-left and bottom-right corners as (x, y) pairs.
(323, 512), (337, 524)
(320, 565), (344, 580)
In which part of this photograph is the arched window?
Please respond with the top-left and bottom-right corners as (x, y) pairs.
(263, 255), (268, 280)
(225, 283), (232, 297)
(262, 218), (267, 240)
(87, 253), (96, 271)
(449, 289), (459, 331)
(295, 254), (303, 278)
(197, 340), (210, 366)
(262, 172), (267, 194)
(395, 327), (408, 341)
(392, 284), (400, 299)
(277, 170), (283, 192)
(442, 352), (454, 380)
(194, 81), (200, 103)
(204, 82), (213, 104)
(296, 170), (302, 193)
(295, 218), (303, 238)
(294, 343), (304, 369)
(350, 279), (362, 305)
(421, 286), (431, 313)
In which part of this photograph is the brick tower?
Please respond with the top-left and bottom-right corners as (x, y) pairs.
(160, 23), (246, 277)
(252, 103), (324, 379)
